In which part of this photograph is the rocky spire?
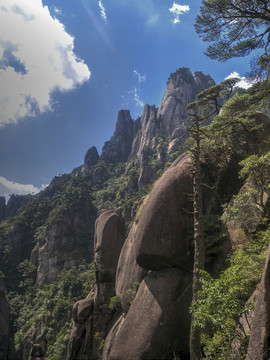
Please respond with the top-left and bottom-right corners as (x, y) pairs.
(83, 146), (99, 171)
(101, 110), (135, 164)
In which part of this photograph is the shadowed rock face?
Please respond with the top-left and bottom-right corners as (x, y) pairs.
(115, 222), (147, 313)
(136, 153), (194, 271)
(83, 146), (99, 171)
(108, 268), (192, 360)
(158, 68), (215, 136)
(101, 110), (135, 164)
(246, 243), (270, 360)
(95, 209), (125, 283)
(36, 204), (96, 286)
(68, 153), (195, 360)
(67, 209), (126, 360)
(0, 278), (9, 360)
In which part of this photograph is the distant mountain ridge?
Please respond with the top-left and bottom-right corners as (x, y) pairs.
(82, 68), (214, 170)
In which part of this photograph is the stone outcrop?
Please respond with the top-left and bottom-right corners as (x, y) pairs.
(108, 268), (192, 360)
(95, 209), (126, 283)
(158, 68), (214, 136)
(67, 209), (125, 360)
(36, 199), (97, 286)
(90, 68), (214, 189)
(246, 242), (270, 360)
(129, 69), (215, 162)
(101, 110), (135, 164)
(0, 277), (9, 360)
(83, 146), (99, 171)
(136, 153), (194, 271)
(115, 222), (147, 313)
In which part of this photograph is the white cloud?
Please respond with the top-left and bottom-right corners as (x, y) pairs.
(133, 87), (144, 107)
(146, 13), (160, 25)
(169, 3), (190, 24)
(0, 176), (42, 199)
(225, 71), (253, 90)
(52, 6), (62, 16)
(134, 70), (146, 84)
(121, 70), (146, 110)
(132, 70), (146, 107)
(0, 0), (90, 127)
(98, 1), (108, 23)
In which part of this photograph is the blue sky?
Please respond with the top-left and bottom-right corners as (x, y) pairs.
(0, 0), (254, 198)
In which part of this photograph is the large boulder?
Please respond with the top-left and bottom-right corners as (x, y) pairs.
(135, 153), (194, 271)
(115, 222), (147, 313)
(67, 209), (126, 360)
(95, 209), (125, 283)
(107, 267), (192, 360)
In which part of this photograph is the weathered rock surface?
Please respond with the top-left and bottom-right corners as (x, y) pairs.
(158, 68), (214, 136)
(95, 209), (125, 283)
(101, 110), (135, 164)
(115, 222), (147, 313)
(67, 209), (126, 360)
(246, 242), (270, 360)
(37, 203), (96, 286)
(0, 277), (9, 360)
(107, 268), (192, 360)
(136, 153), (194, 271)
(130, 105), (159, 158)
(128, 69), (215, 163)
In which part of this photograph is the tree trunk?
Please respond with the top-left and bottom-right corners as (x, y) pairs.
(189, 122), (204, 360)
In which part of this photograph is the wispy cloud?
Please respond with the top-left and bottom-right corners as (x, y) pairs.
(134, 70), (146, 84)
(0, 176), (43, 199)
(133, 87), (144, 107)
(121, 70), (146, 111)
(132, 70), (146, 108)
(146, 13), (160, 25)
(0, 0), (90, 127)
(225, 71), (253, 90)
(114, 0), (159, 26)
(169, 2), (190, 24)
(98, 1), (108, 24)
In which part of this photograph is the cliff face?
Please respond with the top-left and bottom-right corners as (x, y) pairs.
(84, 68), (214, 175)
(129, 68), (215, 161)
(158, 68), (215, 136)
(101, 110), (135, 164)
(85, 68), (214, 190)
